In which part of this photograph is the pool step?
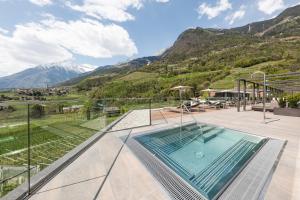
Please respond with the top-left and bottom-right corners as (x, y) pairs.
(141, 137), (192, 178)
(160, 132), (198, 155)
(152, 147), (192, 178)
(198, 129), (224, 143)
(184, 124), (205, 131)
(201, 126), (216, 134)
(159, 127), (221, 154)
(190, 139), (258, 199)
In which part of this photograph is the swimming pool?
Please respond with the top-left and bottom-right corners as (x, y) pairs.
(134, 123), (267, 200)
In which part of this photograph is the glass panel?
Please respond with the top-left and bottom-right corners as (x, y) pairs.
(28, 101), (102, 176)
(0, 102), (29, 197)
(98, 98), (151, 131)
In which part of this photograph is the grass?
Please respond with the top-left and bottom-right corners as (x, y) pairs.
(210, 76), (236, 89)
(0, 119), (96, 165)
(80, 116), (106, 130)
(119, 72), (158, 81)
(0, 107), (102, 197)
(46, 91), (88, 102)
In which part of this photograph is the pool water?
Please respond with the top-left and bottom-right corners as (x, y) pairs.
(135, 123), (266, 200)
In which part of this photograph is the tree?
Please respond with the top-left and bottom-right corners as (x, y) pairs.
(7, 105), (16, 112)
(31, 104), (45, 118)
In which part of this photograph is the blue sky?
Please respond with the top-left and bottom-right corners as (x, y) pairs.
(0, 0), (300, 76)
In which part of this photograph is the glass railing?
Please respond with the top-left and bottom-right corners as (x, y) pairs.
(0, 98), (153, 197)
(0, 97), (203, 198)
(0, 102), (29, 197)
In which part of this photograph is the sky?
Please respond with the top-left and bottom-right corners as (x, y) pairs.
(0, 0), (300, 76)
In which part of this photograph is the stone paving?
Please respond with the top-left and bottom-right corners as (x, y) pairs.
(111, 109), (151, 131)
(27, 108), (300, 200)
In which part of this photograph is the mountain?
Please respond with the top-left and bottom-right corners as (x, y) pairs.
(0, 62), (95, 89)
(234, 5), (300, 36)
(162, 5), (300, 62)
(10, 5), (300, 97)
(60, 56), (160, 88)
(86, 4), (300, 99)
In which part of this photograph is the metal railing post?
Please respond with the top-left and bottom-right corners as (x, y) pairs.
(27, 104), (31, 195)
(237, 79), (240, 112)
(243, 80), (246, 111)
(149, 99), (152, 125)
(263, 74), (266, 123)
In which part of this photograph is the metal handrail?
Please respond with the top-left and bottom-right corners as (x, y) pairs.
(181, 103), (198, 124)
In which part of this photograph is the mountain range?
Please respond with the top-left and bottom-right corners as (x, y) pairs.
(56, 4), (299, 99)
(0, 62), (95, 89)
(1, 4), (300, 96)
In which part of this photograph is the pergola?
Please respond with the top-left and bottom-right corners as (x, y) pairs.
(236, 72), (300, 112)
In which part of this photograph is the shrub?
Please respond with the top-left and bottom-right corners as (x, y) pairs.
(31, 104), (45, 118)
(235, 57), (269, 68)
(287, 94), (300, 108)
(7, 105), (16, 112)
(278, 97), (286, 108)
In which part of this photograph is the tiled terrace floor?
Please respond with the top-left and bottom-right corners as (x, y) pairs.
(28, 108), (300, 200)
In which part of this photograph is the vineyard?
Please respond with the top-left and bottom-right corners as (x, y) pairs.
(0, 109), (108, 197)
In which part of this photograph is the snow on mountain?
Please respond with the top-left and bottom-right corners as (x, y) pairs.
(0, 61), (97, 89)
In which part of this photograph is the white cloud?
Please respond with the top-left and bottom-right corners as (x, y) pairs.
(226, 5), (246, 25)
(156, 0), (169, 3)
(197, 0), (232, 19)
(0, 27), (8, 34)
(154, 47), (167, 56)
(29, 0), (53, 6)
(66, 0), (143, 22)
(67, 0), (170, 22)
(257, 0), (285, 15)
(0, 18), (137, 75)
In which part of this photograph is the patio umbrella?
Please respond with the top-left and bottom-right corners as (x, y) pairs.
(201, 88), (216, 97)
(171, 85), (192, 99)
(201, 88), (216, 92)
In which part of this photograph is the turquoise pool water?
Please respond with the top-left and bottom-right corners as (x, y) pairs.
(135, 123), (266, 200)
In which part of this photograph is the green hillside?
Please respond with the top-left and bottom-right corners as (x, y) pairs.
(70, 5), (300, 99)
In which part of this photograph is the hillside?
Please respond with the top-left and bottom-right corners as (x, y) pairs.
(61, 56), (159, 87)
(161, 5), (300, 62)
(70, 5), (300, 99)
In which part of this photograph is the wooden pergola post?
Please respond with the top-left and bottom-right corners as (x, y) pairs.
(257, 84), (260, 102)
(252, 83), (256, 104)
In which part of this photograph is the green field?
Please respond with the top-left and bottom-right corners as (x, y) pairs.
(0, 93), (165, 197)
(0, 101), (110, 197)
(0, 112), (98, 167)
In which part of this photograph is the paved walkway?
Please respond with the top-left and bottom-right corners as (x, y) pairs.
(29, 126), (170, 200)
(111, 109), (150, 131)
(28, 108), (300, 200)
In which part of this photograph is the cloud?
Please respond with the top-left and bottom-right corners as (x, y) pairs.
(156, 0), (169, 2)
(29, 0), (53, 6)
(0, 27), (8, 34)
(154, 47), (167, 56)
(226, 5), (246, 25)
(67, 0), (170, 22)
(197, 0), (232, 19)
(0, 18), (137, 75)
(257, 0), (285, 15)
(66, 0), (143, 22)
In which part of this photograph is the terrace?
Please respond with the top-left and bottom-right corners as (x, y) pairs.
(1, 104), (299, 200)
(1, 72), (299, 200)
